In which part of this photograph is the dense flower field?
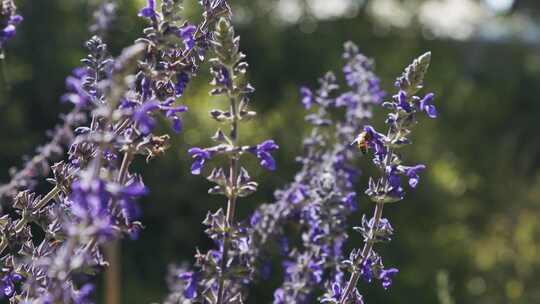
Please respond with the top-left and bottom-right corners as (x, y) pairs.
(0, 1), (440, 303)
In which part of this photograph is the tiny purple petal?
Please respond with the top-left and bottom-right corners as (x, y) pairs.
(258, 151), (276, 171)
(258, 140), (279, 152)
(300, 86), (313, 109)
(2, 25), (16, 39)
(10, 15), (23, 25)
(420, 93), (437, 118)
(138, 0), (156, 18)
(425, 104), (438, 118)
(179, 25), (197, 51)
(380, 268), (399, 290)
(122, 182), (149, 197)
(188, 148), (212, 175)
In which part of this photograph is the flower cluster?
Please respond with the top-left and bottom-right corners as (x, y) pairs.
(0, 33), (114, 206)
(0, 9), (119, 204)
(0, 0), (224, 301)
(160, 40), (434, 304)
(0, 39), (148, 302)
(325, 52), (437, 304)
(0, 1), (439, 303)
(0, 0), (22, 58)
(178, 16), (279, 303)
(246, 42), (382, 304)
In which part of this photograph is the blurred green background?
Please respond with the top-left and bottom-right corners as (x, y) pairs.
(1, 0), (540, 303)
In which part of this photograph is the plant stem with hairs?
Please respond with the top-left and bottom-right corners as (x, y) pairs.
(325, 52), (437, 304)
(217, 88), (240, 304)
(183, 16), (278, 303)
(339, 203), (383, 304)
(105, 151), (134, 304)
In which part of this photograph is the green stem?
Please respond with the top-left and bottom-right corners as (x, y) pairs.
(105, 241), (121, 304)
(0, 236), (7, 255)
(12, 118), (131, 234)
(116, 151), (133, 184)
(13, 185), (62, 233)
(217, 94), (240, 304)
(35, 185), (62, 210)
(104, 150), (133, 304)
(339, 202), (384, 304)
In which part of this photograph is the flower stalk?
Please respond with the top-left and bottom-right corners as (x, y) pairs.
(217, 75), (240, 304)
(330, 51), (437, 304)
(183, 15), (278, 303)
(339, 202), (383, 304)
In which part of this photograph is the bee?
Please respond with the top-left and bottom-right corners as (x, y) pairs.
(145, 134), (171, 162)
(352, 131), (371, 154)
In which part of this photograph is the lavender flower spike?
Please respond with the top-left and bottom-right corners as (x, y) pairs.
(0, 0), (205, 300)
(244, 42), (382, 304)
(333, 51), (437, 304)
(177, 15), (278, 304)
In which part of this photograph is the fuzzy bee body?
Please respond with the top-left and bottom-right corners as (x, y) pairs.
(353, 131), (371, 154)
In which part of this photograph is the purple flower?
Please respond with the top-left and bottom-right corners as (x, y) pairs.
(398, 164), (426, 188)
(0, 15), (23, 42)
(309, 258), (324, 283)
(336, 92), (358, 108)
(273, 288), (285, 304)
(10, 15), (23, 25)
(360, 258), (375, 283)
(70, 178), (110, 219)
(1, 273), (23, 298)
(321, 278), (364, 304)
(211, 65), (232, 89)
(188, 148), (212, 175)
(116, 180), (149, 221)
(343, 65), (356, 87)
(131, 99), (188, 134)
(75, 283), (94, 303)
(281, 260), (296, 281)
(330, 282), (342, 300)
(178, 24), (197, 51)
(62, 68), (92, 107)
(250, 140), (279, 171)
(160, 99), (188, 133)
(138, 0), (157, 19)
(386, 165), (405, 200)
(287, 184), (308, 204)
(376, 218), (394, 233)
(396, 90), (413, 113)
(133, 101), (160, 135)
(1, 24), (16, 39)
(175, 72), (190, 97)
(141, 76), (152, 100)
(250, 210), (261, 227)
(300, 86), (314, 109)
(419, 93), (437, 118)
(368, 78), (385, 104)
(342, 192), (358, 211)
(179, 271), (200, 299)
(379, 268), (399, 290)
